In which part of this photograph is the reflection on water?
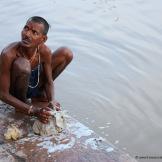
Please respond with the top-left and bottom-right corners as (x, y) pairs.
(1, 0), (162, 161)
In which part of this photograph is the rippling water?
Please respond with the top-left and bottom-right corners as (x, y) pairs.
(1, 0), (162, 161)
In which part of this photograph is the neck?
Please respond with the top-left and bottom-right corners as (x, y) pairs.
(21, 45), (38, 59)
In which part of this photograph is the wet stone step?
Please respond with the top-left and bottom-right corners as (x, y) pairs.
(0, 101), (137, 162)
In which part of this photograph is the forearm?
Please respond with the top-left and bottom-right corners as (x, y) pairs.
(44, 81), (54, 102)
(0, 92), (31, 115)
(44, 82), (61, 110)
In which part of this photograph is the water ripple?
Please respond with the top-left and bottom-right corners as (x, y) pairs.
(1, 0), (162, 157)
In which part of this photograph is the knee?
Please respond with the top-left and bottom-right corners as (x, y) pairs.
(13, 57), (31, 74)
(59, 47), (73, 63)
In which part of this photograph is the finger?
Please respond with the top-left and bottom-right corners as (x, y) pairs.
(40, 118), (49, 124)
(56, 102), (61, 107)
(56, 107), (61, 111)
(42, 111), (51, 116)
(45, 107), (52, 110)
(40, 108), (52, 116)
(40, 115), (49, 121)
(42, 120), (48, 124)
(40, 119), (48, 124)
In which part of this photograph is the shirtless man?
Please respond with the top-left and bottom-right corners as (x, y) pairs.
(0, 16), (73, 124)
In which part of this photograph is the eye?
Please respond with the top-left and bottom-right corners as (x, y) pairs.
(32, 30), (38, 36)
(23, 26), (29, 31)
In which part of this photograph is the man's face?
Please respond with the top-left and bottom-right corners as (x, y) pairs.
(21, 21), (47, 48)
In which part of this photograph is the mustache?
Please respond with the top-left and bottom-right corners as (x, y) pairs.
(22, 36), (31, 42)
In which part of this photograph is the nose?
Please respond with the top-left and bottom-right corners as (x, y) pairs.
(23, 29), (31, 38)
(25, 30), (31, 37)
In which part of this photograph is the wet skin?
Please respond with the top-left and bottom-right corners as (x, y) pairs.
(0, 21), (73, 123)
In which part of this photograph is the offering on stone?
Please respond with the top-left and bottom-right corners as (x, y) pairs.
(33, 110), (66, 136)
(4, 124), (22, 140)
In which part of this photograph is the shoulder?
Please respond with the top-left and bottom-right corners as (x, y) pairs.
(39, 44), (52, 56)
(1, 42), (19, 59)
(39, 44), (52, 62)
(0, 42), (19, 73)
(0, 42), (20, 71)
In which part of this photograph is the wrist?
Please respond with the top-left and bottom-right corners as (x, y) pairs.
(48, 100), (61, 111)
(48, 101), (55, 109)
(28, 105), (39, 116)
(28, 105), (33, 115)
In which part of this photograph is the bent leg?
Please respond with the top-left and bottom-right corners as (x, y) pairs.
(32, 47), (73, 102)
(51, 47), (73, 80)
(10, 57), (31, 102)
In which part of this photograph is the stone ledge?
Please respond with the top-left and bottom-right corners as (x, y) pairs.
(0, 101), (137, 162)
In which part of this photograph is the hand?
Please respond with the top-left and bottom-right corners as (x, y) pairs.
(34, 107), (52, 124)
(48, 100), (61, 111)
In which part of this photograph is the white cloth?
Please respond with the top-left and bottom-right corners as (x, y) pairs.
(33, 110), (66, 136)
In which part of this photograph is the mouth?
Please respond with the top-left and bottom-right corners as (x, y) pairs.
(21, 38), (31, 45)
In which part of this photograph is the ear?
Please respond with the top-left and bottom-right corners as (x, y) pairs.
(42, 35), (47, 43)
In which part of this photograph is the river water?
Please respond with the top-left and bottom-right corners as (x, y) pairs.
(0, 0), (162, 161)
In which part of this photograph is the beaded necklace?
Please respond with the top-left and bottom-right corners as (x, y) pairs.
(21, 47), (38, 64)
(20, 46), (41, 89)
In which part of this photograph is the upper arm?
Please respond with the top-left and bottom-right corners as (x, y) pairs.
(41, 46), (53, 83)
(0, 51), (12, 94)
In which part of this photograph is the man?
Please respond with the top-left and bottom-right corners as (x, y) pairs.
(0, 16), (73, 124)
